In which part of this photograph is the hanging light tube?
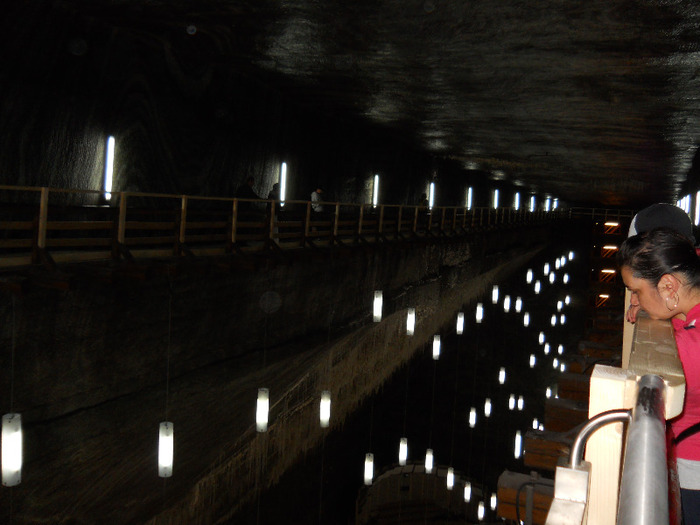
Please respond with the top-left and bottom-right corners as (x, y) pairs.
(555, 259), (561, 270)
(158, 421), (174, 478)
(406, 308), (416, 335)
(538, 331), (545, 344)
(279, 162), (287, 207)
(372, 174), (379, 208)
(428, 181), (435, 209)
(696, 191), (700, 226)
(464, 481), (472, 502)
(514, 192), (520, 210)
(319, 390), (331, 428)
(544, 343), (550, 355)
(256, 388), (269, 432)
(534, 281), (541, 294)
(373, 290), (383, 322)
(557, 300), (563, 312)
(425, 448), (434, 473)
(2, 413), (22, 486)
(549, 272), (556, 284)
(399, 437), (408, 466)
(529, 195), (536, 212)
(103, 135), (115, 201)
(553, 198), (559, 210)
(550, 314), (557, 326)
(568, 251), (574, 261)
(546, 387), (552, 399)
(514, 430), (522, 459)
(469, 407), (477, 428)
(491, 285), (499, 304)
(467, 187), (473, 210)
(560, 362), (567, 372)
(432, 335), (441, 360)
(526, 269), (533, 283)
(565, 294), (571, 305)
(484, 398), (492, 417)
(476, 303), (484, 323)
(364, 453), (374, 485)
(523, 312), (530, 327)
(543, 263), (550, 275)
(558, 344), (564, 355)
(529, 354), (536, 368)
(560, 314), (566, 325)
(456, 312), (465, 335)
(515, 297), (522, 313)
(532, 418), (539, 430)
(492, 188), (499, 209)
(508, 395), (515, 410)
(517, 396), (524, 411)
(545, 197), (551, 212)
(491, 493), (498, 511)
(498, 367), (506, 385)
(447, 467), (455, 490)
(503, 295), (511, 312)
(478, 501), (485, 521)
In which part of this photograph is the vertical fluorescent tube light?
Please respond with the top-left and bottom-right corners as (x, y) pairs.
(553, 198), (559, 210)
(514, 192), (520, 210)
(551, 314), (557, 327)
(399, 437), (408, 466)
(514, 430), (522, 458)
(544, 343), (550, 355)
(491, 493), (498, 511)
(2, 413), (22, 486)
(515, 297), (522, 313)
(532, 418), (539, 429)
(491, 285), (499, 304)
(538, 331), (545, 344)
(464, 482), (472, 502)
(364, 453), (374, 485)
(523, 312), (530, 327)
(563, 273), (570, 284)
(555, 258), (561, 270)
(546, 387), (552, 398)
(256, 388), (269, 432)
(478, 501), (485, 521)
(508, 394), (515, 410)
(503, 295), (511, 312)
(545, 197), (551, 212)
(526, 269), (533, 283)
(695, 191), (700, 226)
(534, 281), (541, 294)
(557, 300), (563, 312)
(432, 335), (441, 360)
(568, 251), (575, 261)
(456, 312), (465, 335)
(447, 467), (455, 490)
(372, 174), (379, 208)
(469, 408), (477, 428)
(565, 295), (571, 305)
(549, 272), (556, 284)
(517, 396), (524, 411)
(466, 187), (473, 210)
(476, 303), (484, 323)
(319, 390), (331, 428)
(558, 344), (564, 355)
(498, 367), (506, 385)
(373, 290), (383, 322)
(103, 135), (115, 201)
(560, 314), (566, 324)
(158, 421), (174, 478)
(543, 263), (550, 275)
(425, 449), (434, 473)
(428, 181), (435, 209)
(492, 189), (499, 209)
(406, 308), (416, 335)
(529, 195), (536, 212)
(484, 398), (492, 417)
(279, 162), (287, 207)
(529, 354), (536, 368)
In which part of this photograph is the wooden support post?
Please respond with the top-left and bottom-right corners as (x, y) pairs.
(378, 205), (384, 234)
(397, 206), (402, 235)
(178, 195), (188, 255)
(333, 203), (340, 244)
(37, 187), (49, 249)
(357, 205), (364, 236)
(305, 201), (312, 243)
(584, 364), (636, 525)
(231, 199), (238, 245)
(452, 208), (457, 232)
(440, 207), (446, 232)
(413, 206), (418, 233)
(269, 199), (276, 244)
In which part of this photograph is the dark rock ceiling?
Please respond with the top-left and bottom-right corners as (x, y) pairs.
(23, 1), (700, 206)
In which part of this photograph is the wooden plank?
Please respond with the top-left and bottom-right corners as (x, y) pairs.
(124, 236), (176, 246)
(497, 471), (554, 524)
(0, 239), (33, 248)
(584, 364), (636, 525)
(125, 221), (176, 230)
(0, 221), (34, 229)
(46, 238), (112, 247)
(543, 398), (589, 433)
(46, 221), (114, 231)
(524, 430), (573, 471)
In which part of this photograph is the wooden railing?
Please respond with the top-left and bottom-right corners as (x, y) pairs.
(0, 185), (563, 268)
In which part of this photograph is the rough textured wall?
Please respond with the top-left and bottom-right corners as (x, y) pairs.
(0, 222), (553, 525)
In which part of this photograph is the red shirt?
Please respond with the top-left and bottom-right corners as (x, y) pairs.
(672, 303), (700, 460)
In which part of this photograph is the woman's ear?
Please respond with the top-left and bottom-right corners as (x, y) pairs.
(657, 274), (680, 297)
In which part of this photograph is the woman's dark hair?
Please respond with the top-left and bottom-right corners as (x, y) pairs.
(617, 227), (700, 288)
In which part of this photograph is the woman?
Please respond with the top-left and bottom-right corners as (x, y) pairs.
(618, 227), (700, 523)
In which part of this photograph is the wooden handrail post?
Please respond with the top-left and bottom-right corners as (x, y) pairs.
(452, 208), (457, 233)
(231, 199), (238, 245)
(378, 205), (385, 234)
(304, 201), (312, 242)
(397, 206), (403, 235)
(333, 203), (340, 243)
(117, 192), (127, 245)
(37, 187), (49, 249)
(413, 206), (418, 233)
(179, 195), (188, 253)
(357, 205), (364, 236)
(269, 200), (276, 243)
